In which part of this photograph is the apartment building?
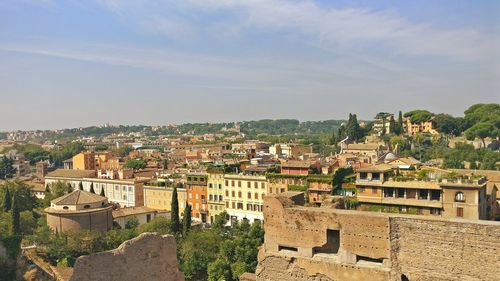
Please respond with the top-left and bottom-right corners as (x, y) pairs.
(45, 169), (145, 207)
(143, 185), (187, 214)
(72, 151), (111, 170)
(223, 174), (267, 224)
(207, 172), (225, 224)
(355, 165), (489, 220)
(186, 174), (208, 223)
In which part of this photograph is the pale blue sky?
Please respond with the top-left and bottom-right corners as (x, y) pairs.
(0, 0), (499, 130)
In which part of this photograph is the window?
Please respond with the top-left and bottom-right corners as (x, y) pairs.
(237, 203), (243, 210)
(128, 186), (132, 192)
(261, 193), (265, 200)
(115, 185), (119, 190)
(226, 201), (229, 208)
(455, 192), (465, 202)
(247, 182), (251, 188)
(456, 207), (464, 217)
(209, 183), (213, 188)
(255, 193), (259, 200)
(225, 190), (229, 196)
(238, 181), (241, 187)
(209, 195), (213, 201)
(397, 188), (405, 198)
(225, 180), (228, 186)
(254, 182), (258, 188)
(231, 191), (235, 197)
(238, 191), (242, 198)
(63, 206), (69, 210)
(232, 202), (235, 209)
(248, 192), (251, 199)
(83, 205), (90, 209)
(123, 186), (126, 191)
(218, 184), (222, 189)
(231, 180), (235, 187)
(123, 195), (127, 200)
(261, 183), (265, 189)
(219, 195), (223, 201)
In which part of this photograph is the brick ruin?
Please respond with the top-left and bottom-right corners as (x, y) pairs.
(55, 233), (184, 281)
(254, 193), (500, 281)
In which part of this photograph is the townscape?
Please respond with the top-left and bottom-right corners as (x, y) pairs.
(0, 104), (499, 281)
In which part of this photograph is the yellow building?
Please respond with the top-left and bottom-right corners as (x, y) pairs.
(207, 172), (226, 224)
(143, 185), (187, 214)
(223, 174), (267, 224)
(72, 152), (111, 170)
(404, 119), (438, 135)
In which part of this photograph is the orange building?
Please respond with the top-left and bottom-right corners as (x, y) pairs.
(186, 174), (208, 223)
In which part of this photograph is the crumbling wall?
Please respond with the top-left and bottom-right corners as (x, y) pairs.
(390, 217), (500, 281)
(70, 233), (184, 281)
(257, 195), (500, 281)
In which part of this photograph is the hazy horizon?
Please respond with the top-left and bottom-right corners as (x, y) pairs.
(1, 0), (499, 131)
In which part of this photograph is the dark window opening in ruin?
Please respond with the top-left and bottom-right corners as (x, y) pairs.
(63, 206), (69, 210)
(356, 255), (383, 264)
(401, 274), (409, 281)
(313, 229), (340, 255)
(278, 245), (298, 252)
(83, 205), (91, 209)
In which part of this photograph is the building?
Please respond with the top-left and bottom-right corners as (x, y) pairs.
(355, 165), (489, 220)
(112, 206), (161, 229)
(341, 143), (385, 164)
(36, 160), (49, 177)
(249, 193), (500, 281)
(404, 118), (438, 135)
(280, 161), (311, 176)
(45, 190), (113, 232)
(186, 174), (208, 223)
(223, 174), (267, 224)
(372, 113), (393, 135)
(207, 172), (225, 224)
(269, 143), (313, 159)
(45, 169), (145, 207)
(143, 185), (187, 214)
(72, 151), (111, 170)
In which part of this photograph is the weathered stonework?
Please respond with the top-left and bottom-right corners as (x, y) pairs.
(69, 233), (184, 281)
(256, 194), (500, 281)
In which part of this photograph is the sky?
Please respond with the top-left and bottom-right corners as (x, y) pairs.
(0, 0), (499, 131)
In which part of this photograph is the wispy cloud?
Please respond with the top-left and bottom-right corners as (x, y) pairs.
(94, 0), (499, 61)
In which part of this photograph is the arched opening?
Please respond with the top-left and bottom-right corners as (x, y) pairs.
(401, 274), (409, 281)
(83, 204), (91, 209)
(455, 192), (465, 202)
(63, 206), (69, 210)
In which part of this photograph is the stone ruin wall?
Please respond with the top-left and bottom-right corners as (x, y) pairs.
(69, 233), (184, 281)
(256, 196), (500, 281)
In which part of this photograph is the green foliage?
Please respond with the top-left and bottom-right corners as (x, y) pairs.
(138, 216), (172, 235)
(124, 158), (147, 170)
(170, 187), (181, 234)
(113, 145), (134, 157)
(94, 144), (108, 151)
(465, 122), (498, 147)
(2, 186), (11, 212)
(50, 142), (85, 167)
(0, 156), (16, 179)
(332, 167), (354, 194)
(11, 193), (20, 235)
(180, 230), (222, 281)
(100, 187), (105, 196)
(0, 182), (34, 212)
(125, 217), (139, 229)
(404, 110), (433, 123)
(463, 103), (500, 129)
(182, 204), (192, 236)
(433, 114), (463, 136)
(5, 143), (50, 164)
(208, 257), (232, 281)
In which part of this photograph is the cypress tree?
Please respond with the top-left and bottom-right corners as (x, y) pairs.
(182, 202), (192, 236)
(397, 110), (404, 135)
(45, 184), (51, 193)
(170, 187), (180, 234)
(3, 186), (11, 212)
(78, 182), (83, 191)
(67, 183), (73, 193)
(389, 116), (397, 134)
(89, 182), (95, 194)
(11, 192), (20, 235)
(100, 187), (105, 197)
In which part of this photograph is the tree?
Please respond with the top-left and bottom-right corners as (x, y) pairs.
(45, 184), (51, 193)
(11, 192), (21, 235)
(345, 113), (363, 141)
(89, 182), (95, 194)
(3, 186), (11, 212)
(94, 144), (108, 151)
(67, 183), (73, 193)
(0, 156), (15, 179)
(389, 116), (397, 135)
(78, 182), (83, 191)
(396, 110), (404, 135)
(182, 203), (192, 236)
(100, 187), (105, 197)
(163, 159), (168, 170)
(433, 114), (463, 136)
(124, 159), (147, 170)
(125, 217), (139, 229)
(180, 230), (222, 281)
(208, 258), (233, 281)
(404, 110), (433, 124)
(463, 103), (500, 130)
(170, 187), (181, 234)
(465, 122), (498, 148)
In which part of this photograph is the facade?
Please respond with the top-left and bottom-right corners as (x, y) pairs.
(45, 190), (113, 232)
(404, 118), (438, 135)
(143, 185), (187, 214)
(72, 151), (111, 170)
(112, 206), (160, 229)
(270, 144), (312, 158)
(280, 161), (311, 175)
(341, 143), (384, 164)
(355, 165), (489, 220)
(223, 174), (267, 224)
(186, 174), (208, 223)
(45, 169), (145, 207)
(207, 172), (225, 224)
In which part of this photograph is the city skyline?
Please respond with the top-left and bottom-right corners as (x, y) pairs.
(1, 0), (499, 131)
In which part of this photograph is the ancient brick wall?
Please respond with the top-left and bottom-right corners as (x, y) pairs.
(256, 195), (500, 281)
(69, 233), (184, 281)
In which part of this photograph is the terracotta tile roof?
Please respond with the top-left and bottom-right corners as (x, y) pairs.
(357, 164), (393, 172)
(112, 206), (158, 218)
(346, 143), (381, 150)
(46, 169), (96, 178)
(52, 190), (106, 205)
